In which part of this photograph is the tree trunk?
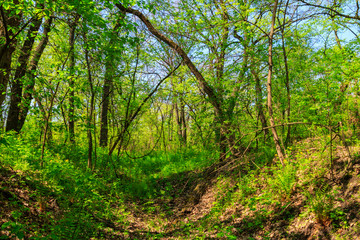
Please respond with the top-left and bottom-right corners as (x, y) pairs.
(6, 10), (42, 132)
(0, 2), (22, 114)
(115, 2), (223, 118)
(68, 15), (79, 143)
(251, 68), (268, 137)
(267, 0), (285, 165)
(115, 2), (240, 160)
(180, 102), (187, 145)
(100, 22), (122, 147)
(40, 82), (60, 167)
(18, 17), (53, 131)
(99, 62), (112, 147)
(175, 100), (187, 147)
(215, 0), (231, 157)
(83, 31), (94, 169)
(278, 0), (291, 147)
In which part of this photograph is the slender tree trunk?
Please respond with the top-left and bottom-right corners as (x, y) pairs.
(168, 103), (174, 143)
(173, 73), (187, 147)
(216, 0), (231, 158)
(40, 82), (60, 167)
(83, 31), (95, 169)
(100, 55), (114, 147)
(278, 0), (291, 147)
(68, 15), (79, 143)
(267, 0), (285, 165)
(100, 23), (121, 147)
(6, 10), (43, 132)
(283, 49), (291, 147)
(93, 111), (97, 168)
(333, 19), (342, 50)
(251, 68), (268, 137)
(180, 102), (187, 145)
(108, 63), (181, 156)
(18, 17), (53, 131)
(175, 100), (187, 147)
(175, 102), (180, 143)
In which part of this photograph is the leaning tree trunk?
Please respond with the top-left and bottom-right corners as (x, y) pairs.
(267, 0), (285, 165)
(18, 17), (53, 131)
(115, 2), (224, 124)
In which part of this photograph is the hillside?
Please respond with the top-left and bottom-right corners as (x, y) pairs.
(1, 136), (360, 239)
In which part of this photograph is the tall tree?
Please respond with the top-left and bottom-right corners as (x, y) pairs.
(82, 29), (95, 169)
(100, 22), (122, 147)
(6, 3), (43, 132)
(115, 1), (238, 160)
(267, 0), (285, 165)
(68, 14), (79, 143)
(0, 1), (22, 118)
(18, 16), (53, 131)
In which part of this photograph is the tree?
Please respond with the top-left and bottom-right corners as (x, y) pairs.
(0, 1), (22, 119)
(266, 0), (285, 165)
(6, 3), (43, 132)
(115, 1), (240, 159)
(18, 16), (53, 131)
(100, 21), (122, 147)
(68, 14), (79, 143)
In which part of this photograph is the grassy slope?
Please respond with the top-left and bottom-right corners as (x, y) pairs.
(1, 134), (360, 239)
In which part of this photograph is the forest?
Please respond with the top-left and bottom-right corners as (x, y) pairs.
(0, 0), (360, 239)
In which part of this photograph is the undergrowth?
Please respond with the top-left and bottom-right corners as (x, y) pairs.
(0, 131), (216, 238)
(1, 131), (359, 239)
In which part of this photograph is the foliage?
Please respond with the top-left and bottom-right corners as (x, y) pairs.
(1, 0), (360, 238)
(303, 184), (335, 224)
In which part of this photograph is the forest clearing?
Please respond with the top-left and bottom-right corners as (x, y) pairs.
(1, 0), (360, 239)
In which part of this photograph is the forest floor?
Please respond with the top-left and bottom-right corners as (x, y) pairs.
(1, 137), (360, 239)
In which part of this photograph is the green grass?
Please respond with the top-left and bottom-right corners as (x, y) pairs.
(0, 132), (129, 239)
(0, 131), (217, 238)
(1, 131), (359, 239)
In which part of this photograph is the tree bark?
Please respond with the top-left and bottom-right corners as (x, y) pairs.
(280, 4), (291, 148)
(251, 68), (268, 137)
(99, 59), (113, 147)
(267, 0), (285, 165)
(40, 82), (60, 167)
(175, 100), (187, 147)
(99, 23), (121, 147)
(68, 15), (79, 143)
(6, 8), (43, 132)
(83, 31), (94, 169)
(215, 0), (231, 158)
(0, 2), (22, 114)
(18, 17), (53, 131)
